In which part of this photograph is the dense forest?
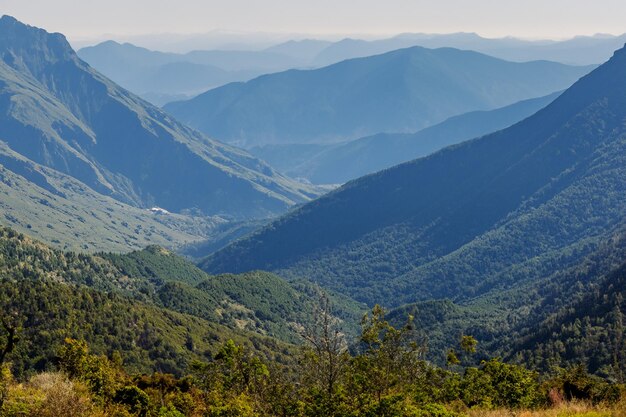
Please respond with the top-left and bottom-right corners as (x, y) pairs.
(0, 227), (362, 376)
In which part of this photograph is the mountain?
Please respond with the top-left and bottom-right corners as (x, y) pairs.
(311, 33), (626, 67)
(0, 226), (364, 376)
(0, 15), (320, 229)
(0, 138), (230, 252)
(264, 39), (333, 63)
(252, 92), (561, 184)
(201, 44), (626, 313)
(165, 47), (592, 148)
(383, 224), (626, 369)
(78, 41), (303, 105)
(77, 33), (626, 106)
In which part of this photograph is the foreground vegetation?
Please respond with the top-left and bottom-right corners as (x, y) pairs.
(1, 302), (624, 417)
(0, 226), (624, 416)
(0, 226), (363, 376)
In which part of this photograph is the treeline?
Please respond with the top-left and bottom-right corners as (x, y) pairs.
(1, 304), (623, 417)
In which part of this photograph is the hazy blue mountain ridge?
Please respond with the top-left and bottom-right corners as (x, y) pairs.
(165, 46), (592, 148)
(251, 91), (562, 184)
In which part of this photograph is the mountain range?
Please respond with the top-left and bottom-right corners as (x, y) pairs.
(78, 41), (304, 105)
(202, 42), (626, 313)
(81, 31), (626, 67)
(77, 32), (625, 107)
(165, 47), (592, 148)
(3, 14), (626, 382)
(310, 32), (626, 67)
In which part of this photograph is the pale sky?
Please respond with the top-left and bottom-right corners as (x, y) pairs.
(2, 0), (626, 44)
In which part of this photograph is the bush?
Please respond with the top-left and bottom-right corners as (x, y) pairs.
(546, 365), (623, 404)
(114, 385), (150, 416)
(460, 359), (542, 409)
(2, 373), (104, 417)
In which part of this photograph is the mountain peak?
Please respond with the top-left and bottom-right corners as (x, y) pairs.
(0, 14), (18, 23)
(0, 15), (76, 76)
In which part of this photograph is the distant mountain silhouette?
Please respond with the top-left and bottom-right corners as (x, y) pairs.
(311, 32), (626, 66)
(80, 33), (621, 106)
(264, 39), (332, 63)
(165, 46), (592, 148)
(78, 41), (303, 105)
(252, 92), (561, 184)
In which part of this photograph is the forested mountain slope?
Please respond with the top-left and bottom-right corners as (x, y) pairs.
(0, 227), (363, 376)
(385, 224), (626, 371)
(202, 44), (626, 311)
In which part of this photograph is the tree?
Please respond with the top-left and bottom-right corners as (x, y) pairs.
(447, 335), (478, 368)
(0, 309), (20, 411)
(300, 292), (348, 415)
(190, 339), (270, 415)
(347, 305), (427, 414)
(57, 338), (122, 401)
(460, 359), (541, 409)
(0, 314), (19, 367)
(460, 335), (478, 355)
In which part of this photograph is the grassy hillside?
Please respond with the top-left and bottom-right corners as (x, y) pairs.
(0, 15), (320, 222)
(0, 140), (230, 252)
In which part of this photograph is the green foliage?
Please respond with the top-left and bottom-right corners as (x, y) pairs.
(347, 305), (426, 410)
(460, 336), (477, 354)
(545, 365), (623, 404)
(508, 260), (626, 378)
(114, 385), (151, 416)
(103, 246), (210, 286)
(0, 364), (11, 410)
(447, 350), (461, 366)
(0, 306), (624, 416)
(0, 226), (362, 377)
(460, 359), (542, 409)
(58, 338), (123, 400)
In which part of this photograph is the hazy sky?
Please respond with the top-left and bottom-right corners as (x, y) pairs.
(2, 0), (626, 43)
